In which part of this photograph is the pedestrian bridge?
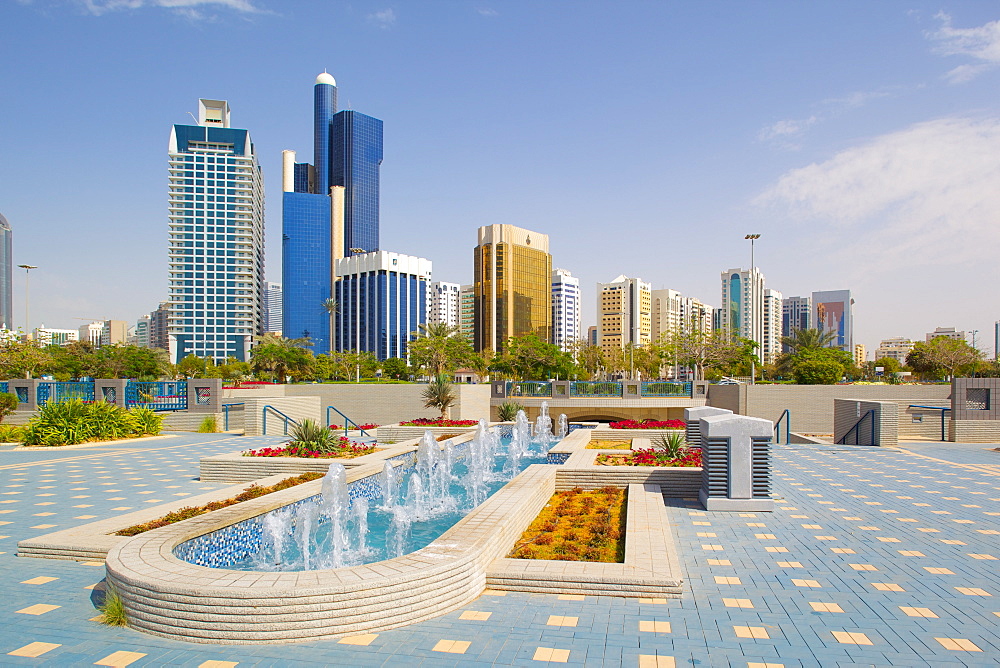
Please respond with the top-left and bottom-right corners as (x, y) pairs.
(491, 380), (709, 422)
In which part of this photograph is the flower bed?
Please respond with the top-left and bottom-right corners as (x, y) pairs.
(584, 439), (632, 450)
(399, 418), (479, 427)
(114, 472), (324, 536)
(596, 448), (701, 467)
(608, 419), (685, 430)
(509, 487), (625, 562)
(242, 440), (377, 459)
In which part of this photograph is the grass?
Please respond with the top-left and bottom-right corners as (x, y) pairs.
(509, 486), (626, 562)
(96, 586), (128, 626)
(585, 439), (632, 450)
(114, 472), (323, 536)
(197, 415), (218, 433)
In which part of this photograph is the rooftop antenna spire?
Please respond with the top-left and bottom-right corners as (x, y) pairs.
(187, 111), (199, 124)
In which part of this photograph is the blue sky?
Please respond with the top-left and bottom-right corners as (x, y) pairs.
(2, 0), (999, 356)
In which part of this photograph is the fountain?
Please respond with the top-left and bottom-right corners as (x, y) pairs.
(556, 413), (569, 439)
(533, 401), (554, 451)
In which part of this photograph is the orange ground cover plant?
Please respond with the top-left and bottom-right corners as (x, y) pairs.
(114, 472), (324, 536)
(508, 486), (626, 563)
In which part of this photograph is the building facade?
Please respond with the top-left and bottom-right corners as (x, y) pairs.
(334, 251), (430, 360)
(282, 73), (383, 354)
(874, 337), (914, 365)
(474, 224), (551, 353)
(762, 288), (783, 366)
(427, 281), (461, 330)
(167, 99), (264, 364)
(650, 288), (714, 342)
(35, 328), (78, 346)
(926, 326), (966, 343)
(459, 284), (475, 343)
(264, 281), (283, 334)
(597, 275), (651, 356)
(133, 316), (151, 348)
(551, 268), (581, 352)
(149, 302), (170, 350)
(719, 267), (765, 348)
(812, 289), (854, 352)
(0, 214), (11, 331)
(781, 295), (811, 351)
(854, 343), (866, 367)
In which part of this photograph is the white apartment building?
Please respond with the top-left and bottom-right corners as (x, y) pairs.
(650, 289), (714, 341)
(874, 337), (914, 365)
(719, 267), (766, 348)
(35, 328), (79, 346)
(264, 281), (282, 335)
(763, 288), (783, 366)
(427, 281), (461, 330)
(551, 268), (581, 352)
(926, 326), (966, 342)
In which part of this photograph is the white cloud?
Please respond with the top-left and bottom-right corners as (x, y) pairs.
(477, 7), (498, 17)
(755, 116), (1000, 271)
(928, 12), (1000, 83)
(758, 88), (897, 147)
(758, 116), (818, 142)
(368, 7), (396, 28)
(80, 0), (263, 16)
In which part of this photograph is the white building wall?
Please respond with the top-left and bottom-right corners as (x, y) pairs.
(763, 288), (783, 366)
(427, 281), (461, 329)
(551, 268), (580, 351)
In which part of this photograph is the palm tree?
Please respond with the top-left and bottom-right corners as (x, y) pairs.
(781, 328), (837, 354)
(322, 298), (339, 354)
(409, 323), (471, 377)
(421, 373), (457, 419)
(251, 334), (314, 382)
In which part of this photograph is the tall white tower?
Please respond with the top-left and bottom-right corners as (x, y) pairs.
(551, 268), (581, 352)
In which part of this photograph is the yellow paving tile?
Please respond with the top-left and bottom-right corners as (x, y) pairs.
(871, 583), (905, 592)
(923, 567), (955, 575)
(734, 626), (769, 639)
(954, 587), (991, 596)
(20, 576), (58, 585)
(337, 633), (378, 645)
(432, 639), (471, 654)
(791, 579), (821, 588)
(899, 606), (937, 618)
(941, 539), (966, 545)
(459, 610), (492, 620)
(29, 524), (56, 529)
(968, 553), (997, 560)
(755, 533), (777, 539)
(701, 544), (724, 551)
(714, 576), (741, 585)
(808, 602), (843, 612)
(638, 620), (672, 633)
(706, 559), (731, 566)
(764, 546), (789, 553)
(898, 550), (925, 557)
(723, 598), (753, 608)
(15, 604), (60, 615)
(696, 532), (717, 537)
(637, 656), (675, 668)
(94, 651), (148, 667)
(776, 561), (803, 568)
(832, 631), (873, 645)
(746, 663), (784, 668)
(830, 548), (856, 554)
(637, 597), (667, 604)
(532, 647), (570, 662)
(199, 662), (239, 668)
(7, 642), (61, 658)
(935, 638), (982, 651)
(481, 589), (506, 596)
(546, 615), (578, 627)
(876, 537), (900, 543)
(557, 594), (585, 601)
(849, 564), (877, 571)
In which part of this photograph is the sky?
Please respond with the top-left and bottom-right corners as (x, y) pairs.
(1, 0), (999, 357)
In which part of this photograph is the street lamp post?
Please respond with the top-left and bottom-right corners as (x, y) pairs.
(17, 265), (37, 337)
(744, 235), (760, 385)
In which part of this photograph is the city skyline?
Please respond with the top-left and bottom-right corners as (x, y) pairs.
(1, 2), (998, 356)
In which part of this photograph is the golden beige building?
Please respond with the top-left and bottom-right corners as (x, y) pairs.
(474, 224), (552, 353)
(597, 275), (651, 356)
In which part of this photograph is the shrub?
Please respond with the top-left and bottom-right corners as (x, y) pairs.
(0, 392), (19, 423)
(792, 359), (842, 385)
(496, 400), (525, 422)
(0, 424), (24, 442)
(21, 399), (163, 446)
(197, 415), (218, 433)
(97, 586), (128, 626)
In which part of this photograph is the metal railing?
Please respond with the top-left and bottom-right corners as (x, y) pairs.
(124, 381), (188, 411)
(640, 381), (692, 397)
(838, 409), (876, 445)
(506, 381), (552, 397)
(570, 381), (622, 397)
(36, 381), (95, 406)
(908, 405), (951, 442)
(326, 405), (371, 437)
(262, 405), (298, 436)
(221, 402), (244, 431)
(774, 409), (791, 444)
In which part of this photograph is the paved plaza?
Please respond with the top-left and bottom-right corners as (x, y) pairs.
(0, 433), (996, 666)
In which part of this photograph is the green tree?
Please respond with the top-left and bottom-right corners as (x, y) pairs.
(872, 357), (902, 374)
(500, 333), (576, 380)
(250, 334), (315, 382)
(421, 374), (456, 419)
(660, 329), (750, 381)
(906, 337), (982, 380)
(786, 347), (853, 384)
(0, 338), (50, 379)
(572, 340), (605, 379)
(464, 350), (493, 382)
(381, 357), (409, 380)
(781, 327), (837, 354)
(322, 298), (339, 354)
(176, 354), (208, 379)
(408, 323), (473, 377)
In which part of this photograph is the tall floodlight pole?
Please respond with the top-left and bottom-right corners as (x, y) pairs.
(971, 329), (979, 377)
(18, 265), (37, 338)
(744, 235), (760, 385)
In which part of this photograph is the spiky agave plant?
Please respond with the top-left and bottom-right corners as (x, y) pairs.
(422, 374), (457, 420)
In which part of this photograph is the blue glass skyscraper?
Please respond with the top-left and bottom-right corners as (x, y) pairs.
(282, 73), (384, 353)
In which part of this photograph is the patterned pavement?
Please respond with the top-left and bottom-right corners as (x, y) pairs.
(0, 434), (996, 666)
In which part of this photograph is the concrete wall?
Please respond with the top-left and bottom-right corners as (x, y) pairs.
(950, 419), (1000, 443)
(242, 397), (321, 436)
(492, 397), (703, 423)
(833, 399), (898, 447)
(708, 384), (950, 434)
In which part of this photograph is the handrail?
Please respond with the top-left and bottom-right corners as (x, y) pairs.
(838, 409), (875, 445)
(221, 402), (244, 431)
(326, 405), (371, 437)
(908, 404), (951, 442)
(262, 405), (298, 436)
(773, 409), (790, 444)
